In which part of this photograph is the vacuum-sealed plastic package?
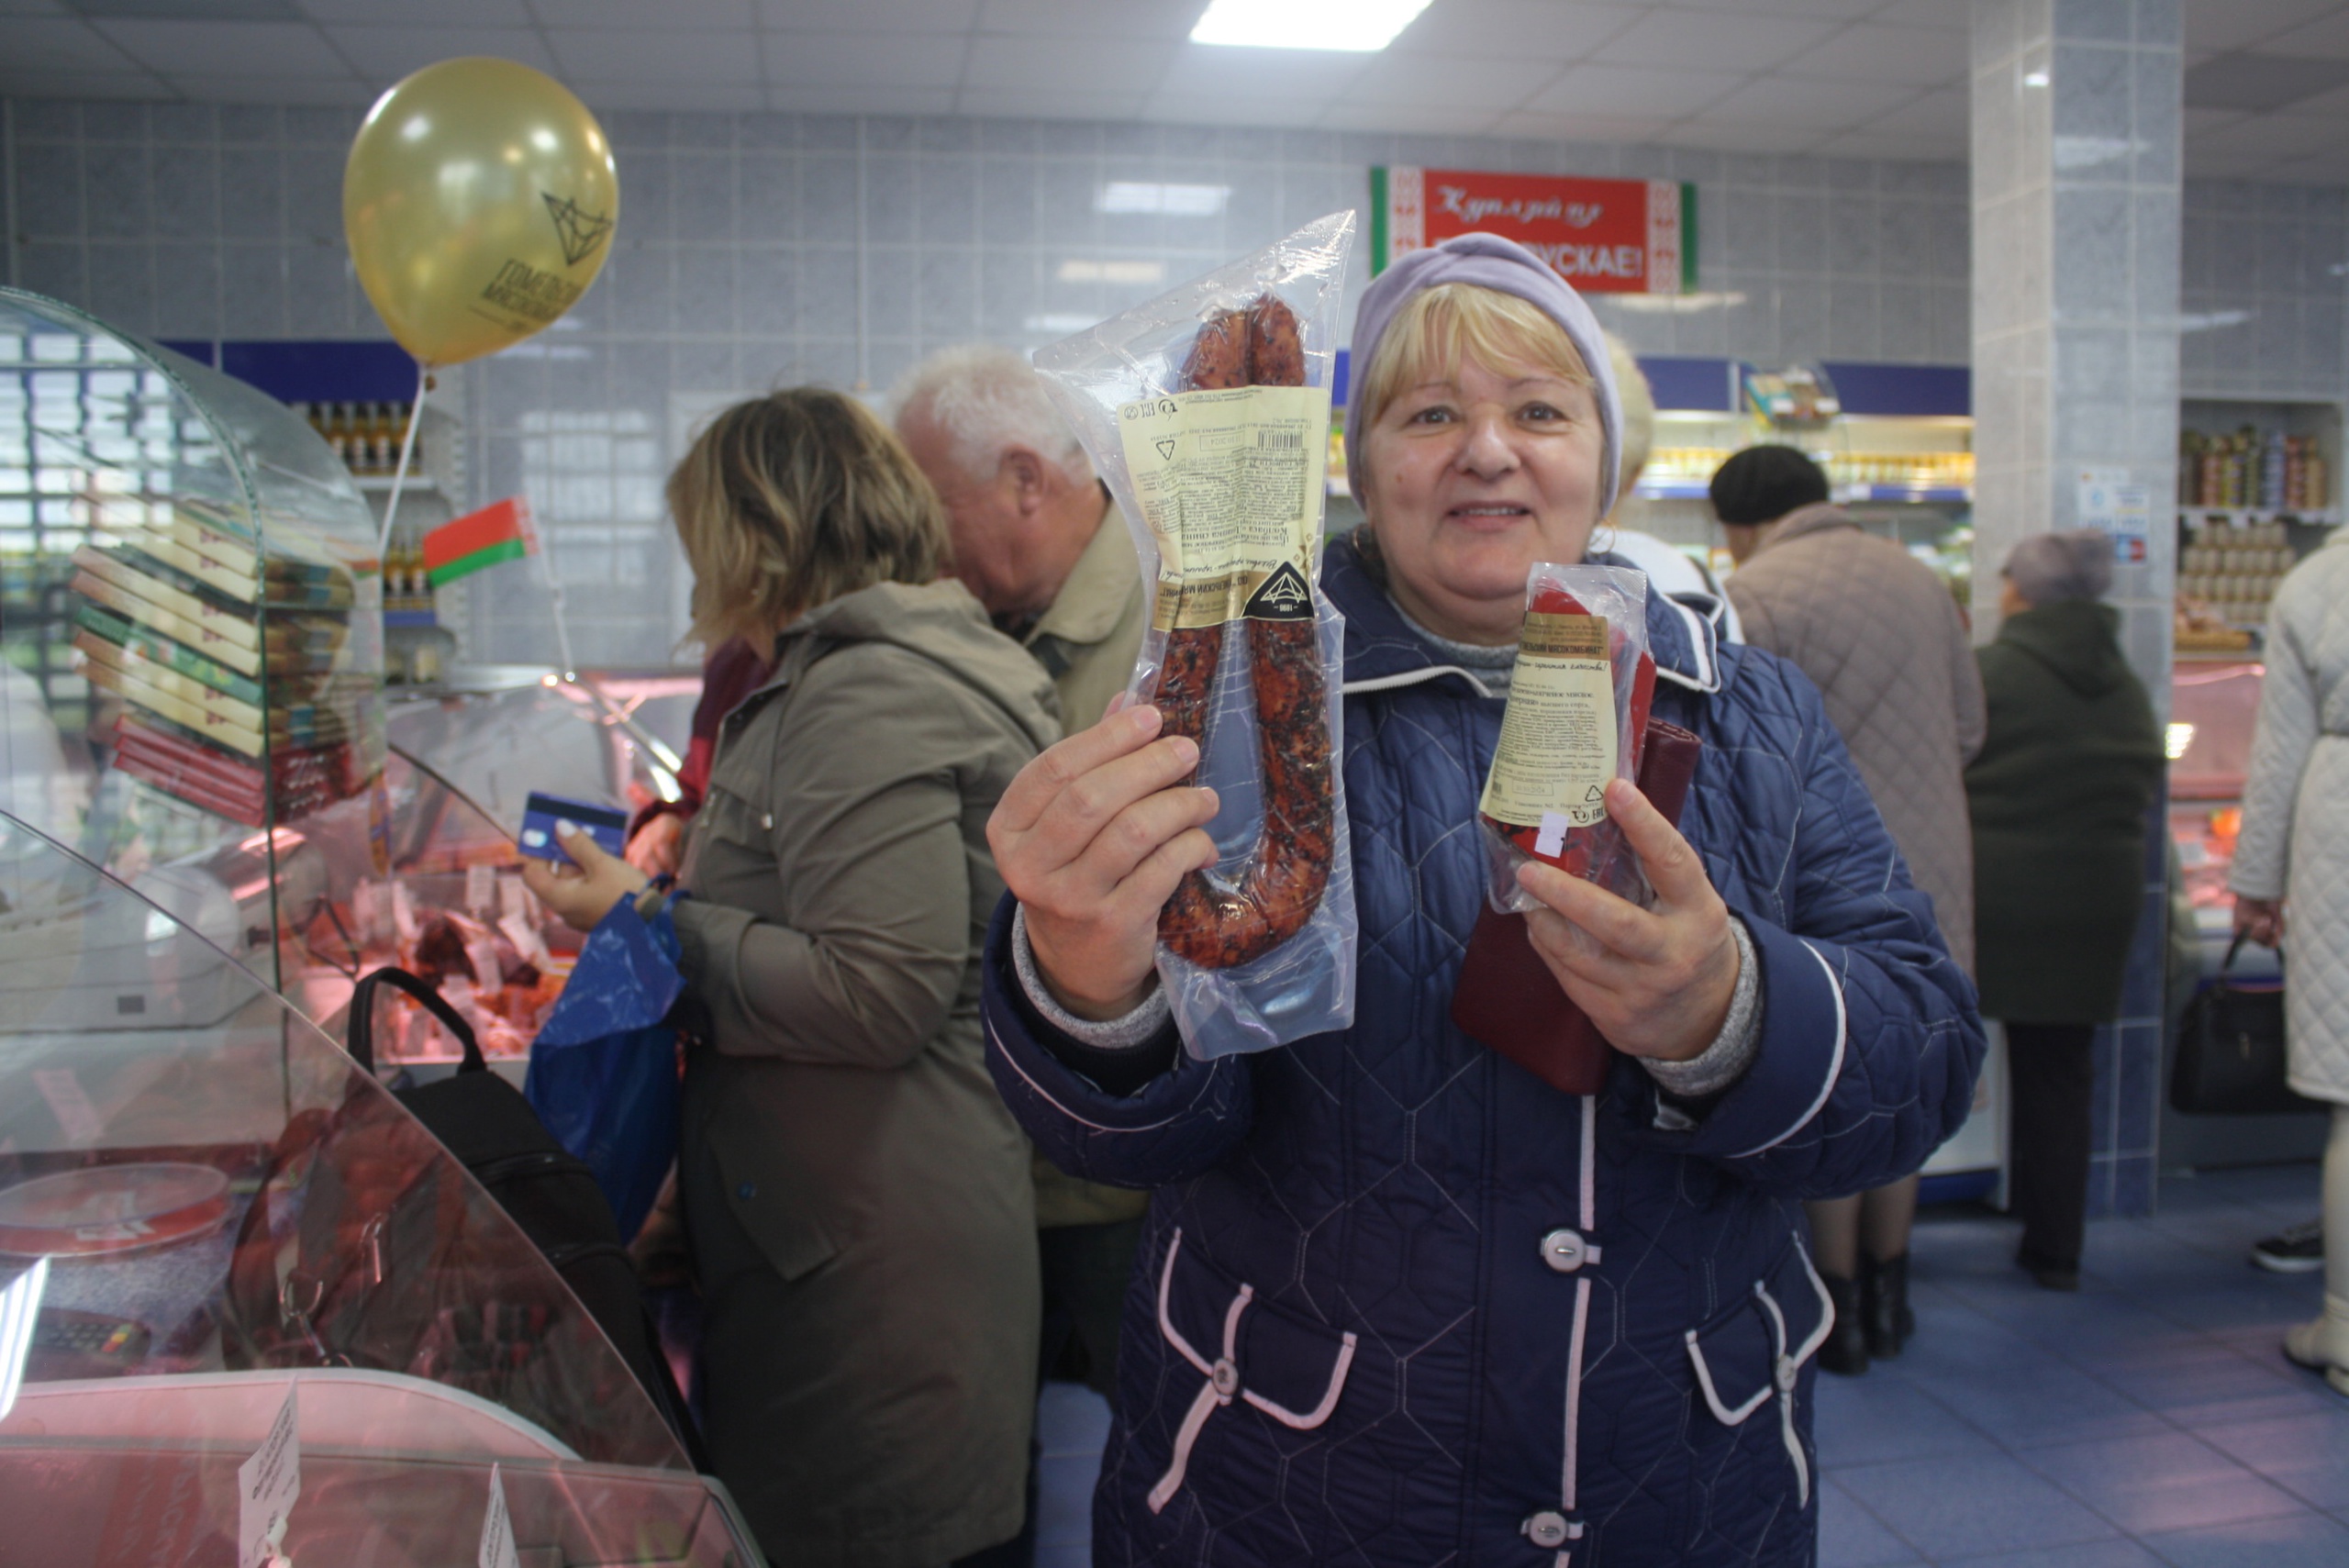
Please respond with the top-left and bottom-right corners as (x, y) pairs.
(1478, 562), (1657, 914)
(1033, 211), (1357, 1058)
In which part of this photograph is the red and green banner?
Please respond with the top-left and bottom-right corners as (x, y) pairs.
(1371, 167), (1696, 294)
(424, 496), (537, 587)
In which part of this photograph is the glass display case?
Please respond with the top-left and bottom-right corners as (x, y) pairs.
(0, 816), (763, 1565)
(316, 668), (697, 1068)
(2166, 656), (2277, 980)
(0, 286), (387, 1006)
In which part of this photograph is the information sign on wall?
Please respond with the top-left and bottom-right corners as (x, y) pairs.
(1371, 167), (1695, 295)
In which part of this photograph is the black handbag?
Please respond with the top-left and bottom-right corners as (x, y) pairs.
(2171, 936), (2310, 1116)
(226, 967), (706, 1465)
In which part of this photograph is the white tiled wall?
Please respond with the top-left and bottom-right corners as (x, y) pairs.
(2181, 178), (2348, 401)
(4, 95), (2339, 664)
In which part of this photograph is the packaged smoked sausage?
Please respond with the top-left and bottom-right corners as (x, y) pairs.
(1033, 212), (1358, 1059)
(1477, 562), (1657, 914)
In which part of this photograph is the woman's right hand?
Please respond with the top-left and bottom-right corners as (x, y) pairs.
(987, 703), (1220, 1020)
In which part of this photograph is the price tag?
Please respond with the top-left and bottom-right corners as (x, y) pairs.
(479, 1462), (519, 1568)
(238, 1379), (299, 1568)
(464, 862), (497, 914)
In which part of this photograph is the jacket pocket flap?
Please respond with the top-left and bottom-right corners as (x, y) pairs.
(1686, 1293), (1777, 1425)
(709, 1119), (841, 1284)
(1686, 1242), (1835, 1426)
(1161, 1232), (1354, 1426)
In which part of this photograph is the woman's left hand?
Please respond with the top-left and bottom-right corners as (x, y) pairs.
(1516, 777), (1741, 1063)
(521, 821), (651, 932)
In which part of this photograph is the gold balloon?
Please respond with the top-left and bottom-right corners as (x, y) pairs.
(344, 58), (619, 368)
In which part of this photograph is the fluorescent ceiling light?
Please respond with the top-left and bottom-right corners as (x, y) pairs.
(1190, 0), (1434, 52)
(1097, 182), (1230, 217)
(1026, 314), (1100, 335)
(1057, 260), (1169, 284)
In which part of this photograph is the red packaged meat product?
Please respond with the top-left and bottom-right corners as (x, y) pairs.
(1034, 212), (1358, 1058)
(1477, 562), (1656, 913)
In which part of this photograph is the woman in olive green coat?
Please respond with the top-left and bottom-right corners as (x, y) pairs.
(527, 390), (1057, 1568)
(1966, 531), (2165, 1289)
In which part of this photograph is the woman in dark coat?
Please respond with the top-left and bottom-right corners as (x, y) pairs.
(979, 234), (1983, 1566)
(1966, 530), (2165, 1289)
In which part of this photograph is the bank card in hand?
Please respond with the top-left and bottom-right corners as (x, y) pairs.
(518, 792), (629, 865)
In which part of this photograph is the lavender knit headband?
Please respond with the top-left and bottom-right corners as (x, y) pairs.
(1342, 232), (1623, 518)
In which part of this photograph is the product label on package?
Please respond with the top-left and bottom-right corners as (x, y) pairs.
(1117, 384), (1329, 631)
(1479, 613), (1617, 832)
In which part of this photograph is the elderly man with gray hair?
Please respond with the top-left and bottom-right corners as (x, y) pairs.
(893, 345), (1146, 734)
(891, 344), (1151, 1423)
(1965, 529), (2165, 1291)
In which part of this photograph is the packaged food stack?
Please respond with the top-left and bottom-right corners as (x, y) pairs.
(296, 400), (418, 478)
(1823, 451), (1976, 492)
(2176, 517), (2295, 631)
(67, 495), (369, 827)
(2179, 427), (2328, 512)
(382, 528), (435, 618)
(1645, 447), (1736, 483)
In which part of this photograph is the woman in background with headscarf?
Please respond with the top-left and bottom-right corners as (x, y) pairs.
(1966, 530), (2164, 1290)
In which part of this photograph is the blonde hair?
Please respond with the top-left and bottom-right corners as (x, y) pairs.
(1604, 330), (1654, 496)
(1353, 282), (1595, 441)
(668, 388), (950, 647)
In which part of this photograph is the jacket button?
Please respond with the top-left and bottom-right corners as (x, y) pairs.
(1211, 1357), (1239, 1397)
(761, 812), (774, 830)
(1524, 1511), (1570, 1548)
(1541, 1228), (1586, 1273)
(1776, 1352), (1798, 1392)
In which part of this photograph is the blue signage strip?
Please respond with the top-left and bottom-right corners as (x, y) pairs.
(157, 339), (416, 406)
(1818, 361), (1971, 417)
(1636, 356), (1740, 413)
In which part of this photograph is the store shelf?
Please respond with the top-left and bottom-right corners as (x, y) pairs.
(2177, 506), (2337, 526)
(1835, 483), (1972, 506)
(353, 474), (445, 495)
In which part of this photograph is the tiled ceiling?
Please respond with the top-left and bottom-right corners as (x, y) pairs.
(0, 0), (2344, 183)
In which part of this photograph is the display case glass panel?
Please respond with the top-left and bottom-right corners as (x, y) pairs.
(0, 816), (761, 1564)
(0, 287), (386, 1004)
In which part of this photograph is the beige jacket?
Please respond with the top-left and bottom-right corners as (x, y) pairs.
(673, 579), (1058, 1568)
(1726, 505), (1987, 971)
(1022, 498), (1147, 736)
(1018, 500), (1154, 1228)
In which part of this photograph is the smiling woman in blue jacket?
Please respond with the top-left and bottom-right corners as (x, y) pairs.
(979, 234), (1984, 1567)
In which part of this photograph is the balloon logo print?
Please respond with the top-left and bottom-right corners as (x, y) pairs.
(542, 192), (613, 267)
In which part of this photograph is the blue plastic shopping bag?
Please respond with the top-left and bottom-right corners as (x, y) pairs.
(526, 894), (684, 1240)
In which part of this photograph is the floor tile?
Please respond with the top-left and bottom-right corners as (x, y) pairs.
(2023, 1430), (2304, 1536)
(1818, 1479), (1924, 1568)
(1940, 1540), (2168, 1568)
(1813, 1373), (1999, 1469)
(2139, 1507), (2349, 1568)
(2199, 1409), (2349, 1510)
(1036, 1381), (1112, 1458)
(2093, 1340), (2345, 1428)
(1833, 1451), (2118, 1562)
(1892, 1362), (2171, 1451)
(1035, 1452), (1098, 1546)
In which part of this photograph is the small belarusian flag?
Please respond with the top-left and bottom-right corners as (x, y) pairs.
(424, 497), (538, 587)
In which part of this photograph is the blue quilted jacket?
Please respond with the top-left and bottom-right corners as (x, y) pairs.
(983, 533), (1984, 1567)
